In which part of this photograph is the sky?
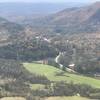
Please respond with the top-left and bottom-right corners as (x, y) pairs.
(0, 0), (100, 3)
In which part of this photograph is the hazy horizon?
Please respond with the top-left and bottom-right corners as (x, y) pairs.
(0, 0), (99, 3)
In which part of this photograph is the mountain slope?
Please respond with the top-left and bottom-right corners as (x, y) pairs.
(0, 17), (25, 44)
(49, 2), (100, 24)
(27, 2), (100, 34)
(0, 3), (87, 22)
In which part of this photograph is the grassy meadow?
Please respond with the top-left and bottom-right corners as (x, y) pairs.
(23, 63), (100, 88)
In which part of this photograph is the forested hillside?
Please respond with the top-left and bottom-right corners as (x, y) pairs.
(24, 2), (100, 35)
(0, 1), (100, 100)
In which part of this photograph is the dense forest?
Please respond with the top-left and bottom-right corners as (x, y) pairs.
(0, 38), (58, 61)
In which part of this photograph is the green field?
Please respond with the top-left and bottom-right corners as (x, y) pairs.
(30, 84), (45, 90)
(45, 96), (91, 100)
(23, 63), (100, 88)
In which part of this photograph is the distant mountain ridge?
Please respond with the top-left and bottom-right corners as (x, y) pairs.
(0, 2), (100, 42)
(26, 2), (100, 34)
(0, 2), (88, 22)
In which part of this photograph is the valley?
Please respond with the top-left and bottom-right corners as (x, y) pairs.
(0, 1), (100, 100)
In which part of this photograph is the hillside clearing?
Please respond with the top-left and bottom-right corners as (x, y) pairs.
(23, 63), (100, 88)
(30, 84), (45, 90)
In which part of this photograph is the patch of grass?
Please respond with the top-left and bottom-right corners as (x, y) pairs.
(45, 96), (91, 100)
(30, 84), (45, 90)
(23, 63), (100, 88)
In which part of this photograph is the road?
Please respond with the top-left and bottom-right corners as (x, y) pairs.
(55, 52), (76, 73)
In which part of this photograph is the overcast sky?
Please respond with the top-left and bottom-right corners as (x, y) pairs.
(0, 0), (100, 3)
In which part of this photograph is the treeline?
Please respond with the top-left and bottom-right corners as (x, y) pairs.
(0, 59), (49, 98)
(29, 82), (100, 99)
(0, 59), (100, 100)
(52, 35), (100, 75)
(0, 59), (49, 84)
(75, 60), (100, 75)
(0, 39), (58, 61)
